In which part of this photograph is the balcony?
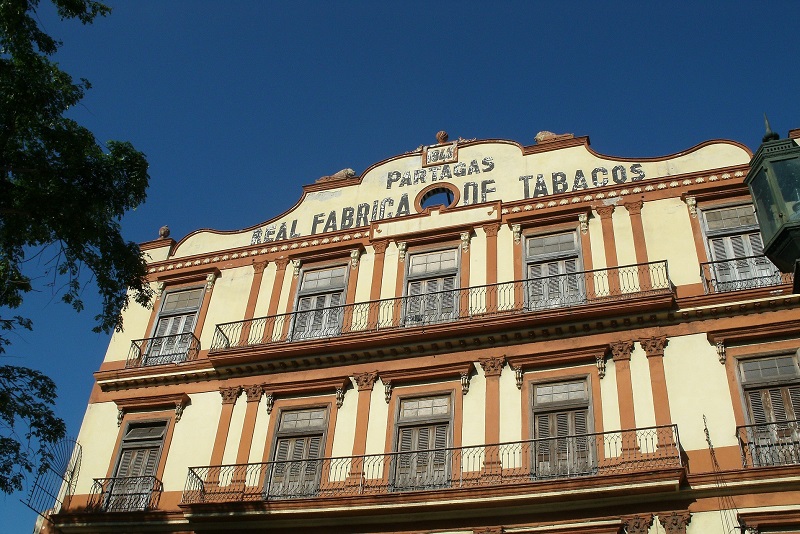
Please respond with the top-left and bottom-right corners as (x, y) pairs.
(738, 420), (800, 468)
(126, 333), (200, 368)
(86, 476), (163, 512)
(210, 261), (672, 352)
(700, 255), (792, 294)
(181, 425), (681, 505)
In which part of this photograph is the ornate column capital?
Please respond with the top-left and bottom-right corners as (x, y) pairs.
(482, 222), (500, 237)
(220, 386), (242, 405)
(244, 384), (264, 403)
(354, 371), (378, 392)
(622, 199), (643, 215)
(252, 261), (268, 274)
(641, 335), (668, 358)
(274, 257), (290, 271)
(595, 204), (615, 219)
(479, 356), (505, 377)
(659, 511), (691, 534)
(372, 240), (389, 255)
(610, 340), (634, 362)
(621, 514), (654, 534)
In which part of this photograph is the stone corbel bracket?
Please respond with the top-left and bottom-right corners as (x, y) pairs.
(115, 393), (191, 426)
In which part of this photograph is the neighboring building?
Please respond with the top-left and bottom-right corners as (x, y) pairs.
(50, 130), (800, 533)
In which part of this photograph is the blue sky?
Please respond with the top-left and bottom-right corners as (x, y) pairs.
(5, 1), (800, 530)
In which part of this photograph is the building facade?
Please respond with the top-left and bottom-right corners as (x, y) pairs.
(51, 130), (800, 533)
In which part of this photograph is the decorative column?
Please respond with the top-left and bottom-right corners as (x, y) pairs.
(341, 250), (360, 333)
(460, 231), (472, 317)
(610, 341), (636, 430)
(511, 223), (524, 308)
(479, 357), (504, 476)
(659, 511), (691, 534)
(349, 372), (377, 484)
(351, 372), (378, 458)
(641, 336), (673, 446)
(595, 204), (620, 295)
(367, 241), (389, 328)
(235, 384), (264, 464)
(622, 200), (651, 290)
(240, 261), (267, 344)
(621, 514), (654, 534)
(208, 386), (242, 481)
(483, 223), (500, 312)
(193, 271), (218, 350)
(266, 258), (289, 316)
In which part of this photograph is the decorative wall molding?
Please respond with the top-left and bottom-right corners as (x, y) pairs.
(512, 223), (522, 245)
(595, 204), (615, 219)
(482, 222), (500, 237)
(380, 362), (475, 396)
(336, 386), (345, 409)
(350, 249), (361, 269)
(114, 393), (192, 426)
(372, 240), (389, 255)
(205, 272), (217, 289)
(578, 213), (589, 234)
(397, 241), (407, 262)
(622, 199), (643, 215)
(716, 341), (726, 364)
(461, 231), (471, 252)
(265, 393), (274, 414)
(244, 384), (264, 403)
(685, 196), (698, 217)
(291, 258), (302, 277)
(252, 261), (267, 274)
(596, 354), (607, 379)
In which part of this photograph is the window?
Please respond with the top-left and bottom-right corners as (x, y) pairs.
(108, 421), (166, 511)
(532, 380), (593, 477)
(266, 407), (327, 498)
(292, 266), (347, 340)
(405, 249), (459, 325)
(740, 355), (800, 466)
(393, 395), (451, 491)
(703, 205), (780, 291)
(148, 288), (203, 365)
(525, 232), (584, 309)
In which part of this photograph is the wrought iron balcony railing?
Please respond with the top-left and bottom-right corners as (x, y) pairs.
(700, 255), (791, 294)
(181, 425), (680, 504)
(126, 333), (200, 368)
(738, 419), (800, 468)
(211, 261), (671, 351)
(86, 476), (163, 512)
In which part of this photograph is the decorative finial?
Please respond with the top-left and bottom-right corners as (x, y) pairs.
(436, 131), (449, 144)
(158, 225), (170, 239)
(763, 114), (780, 142)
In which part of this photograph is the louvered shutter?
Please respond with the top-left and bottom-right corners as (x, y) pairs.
(528, 263), (545, 306)
(789, 386), (800, 420)
(432, 424), (448, 479)
(148, 317), (171, 357)
(406, 280), (423, 322)
(272, 438), (291, 479)
(534, 413), (552, 475)
(294, 297), (313, 336)
(440, 276), (456, 319)
(748, 390), (769, 426)
(305, 435), (322, 477)
(415, 426), (430, 470)
(398, 427), (414, 471)
(324, 292), (343, 333)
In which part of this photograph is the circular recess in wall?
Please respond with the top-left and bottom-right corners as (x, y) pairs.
(415, 184), (460, 213)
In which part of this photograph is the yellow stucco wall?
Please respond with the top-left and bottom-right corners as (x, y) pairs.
(499, 363), (521, 442)
(462, 362), (485, 448)
(253, 263), (277, 318)
(600, 357), (622, 432)
(221, 396), (247, 465)
(588, 213), (606, 270)
(354, 247), (375, 303)
(496, 224), (515, 284)
(469, 228), (487, 288)
(103, 282), (157, 363)
(612, 206), (637, 267)
(664, 334), (738, 451)
(331, 382), (358, 458)
(365, 379), (389, 456)
(162, 392), (221, 490)
(683, 510), (728, 534)
(73, 402), (120, 494)
(630, 343), (656, 428)
(248, 396), (272, 463)
(380, 243), (400, 300)
(202, 266), (252, 348)
(641, 198), (699, 287)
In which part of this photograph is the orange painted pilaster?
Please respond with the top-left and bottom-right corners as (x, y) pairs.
(239, 262), (267, 344)
(209, 386), (242, 472)
(342, 250), (361, 332)
(596, 205), (619, 295)
(640, 336), (673, 440)
(610, 341), (636, 430)
(623, 200), (651, 290)
(460, 231), (471, 317)
(479, 357), (503, 444)
(266, 258), (289, 317)
(235, 384), (263, 464)
(367, 241), (388, 328)
(193, 273), (217, 352)
(483, 223), (499, 312)
(351, 372), (377, 458)
(279, 259), (301, 340)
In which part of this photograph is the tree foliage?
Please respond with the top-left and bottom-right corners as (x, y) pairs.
(0, 0), (152, 493)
